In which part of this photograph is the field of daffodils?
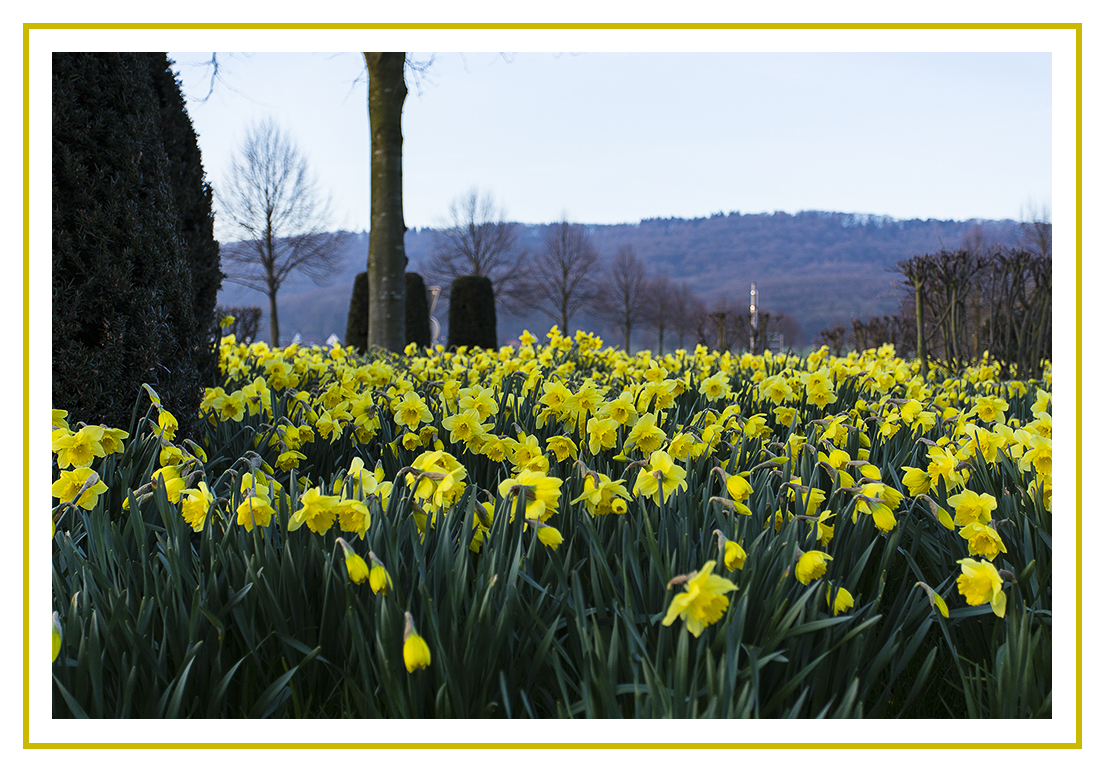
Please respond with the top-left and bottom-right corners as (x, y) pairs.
(51, 327), (1052, 718)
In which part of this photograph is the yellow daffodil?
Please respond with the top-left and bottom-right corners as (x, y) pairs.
(946, 488), (998, 527)
(527, 520), (564, 550)
(571, 471), (631, 516)
(51, 467), (108, 510)
(632, 450), (688, 505)
(157, 409), (179, 440)
(499, 469), (563, 522)
(180, 481), (214, 532)
(52, 424), (106, 469)
(795, 550), (833, 585)
(289, 486), (342, 533)
(723, 540), (746, 571)
(393, 391), (433, 430)
(825, 584), (855, 615)
(810, 511), (835, 546)
(544, 435), (579, 462)
(625, 412), (667, 454)
(237, 493), (275, 531)
(662, 560), (739, 638)
(959, 521), (1007, 560)
(956, 557), (1006, 618)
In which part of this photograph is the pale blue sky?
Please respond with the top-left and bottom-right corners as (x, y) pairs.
(167, 51), (1051, 236)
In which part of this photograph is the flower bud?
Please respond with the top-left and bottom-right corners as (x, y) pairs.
(52, 612), (62, 662)
(402, 611), (431, 673)
(336, 538), (369, 584)
(368, 552), (393, 595)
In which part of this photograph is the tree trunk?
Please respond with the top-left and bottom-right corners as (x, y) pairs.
(914, 280), (928, 380)
(269, 289), (280, 348)
(365, 52), (408, 352)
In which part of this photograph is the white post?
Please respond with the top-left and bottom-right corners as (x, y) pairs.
(749, 282), (759, 352)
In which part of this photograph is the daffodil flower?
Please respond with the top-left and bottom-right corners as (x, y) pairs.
(825, 584), (855, 616)
(956, 558), (1006, 617)
(180, 481), (214, 532)
(662, 560), (739, 638)
(795, 550), (833, 585)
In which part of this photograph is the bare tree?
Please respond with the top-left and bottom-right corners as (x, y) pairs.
(670, 280), (699, 351)
(525, 218), (602, 332)
(218, 118), (346, 347)
(1018, 200), (1052, 258)
(644, 274), (673, 355)
(597, 245), (649, 351)
(426, 188), (529, 315)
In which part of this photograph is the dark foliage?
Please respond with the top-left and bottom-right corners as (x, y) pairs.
(52, 52), (212, 436)
(344, 272), (370, 354)
(405, 272), (431, 349)
(146, 54), (223, 388)
(448, 275), (498, 350)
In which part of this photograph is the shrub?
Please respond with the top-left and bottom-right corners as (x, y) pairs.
(52, 52), (211, 436)
(147, 54), (223, 388)
(405, 273), (432, 349)
(344, 272), (370, 353)
(447, 275), (497, 350)
(346, 271), (431, 353)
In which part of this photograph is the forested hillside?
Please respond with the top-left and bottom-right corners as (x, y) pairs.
(215, 210), (1021, 350)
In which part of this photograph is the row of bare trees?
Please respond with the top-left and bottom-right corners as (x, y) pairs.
(895, 210), (1051, 379)
(423, 189), (804, 354)
(812, 213), (1052, 378)
(896, 245), (1051, 380)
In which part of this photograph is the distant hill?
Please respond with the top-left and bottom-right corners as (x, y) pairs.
(215, 210), (1021, 350)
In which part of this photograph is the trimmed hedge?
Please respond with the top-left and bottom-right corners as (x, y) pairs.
(405, 272), (431, 349)
(344, 272), (370, 353)
(147, 54), (223, 390)
(52, 52), (217, 437)
(345, 271), (431, 353)
(448, 275), (497, 350)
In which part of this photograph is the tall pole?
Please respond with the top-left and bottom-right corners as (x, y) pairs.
(749, 281), (759, 352)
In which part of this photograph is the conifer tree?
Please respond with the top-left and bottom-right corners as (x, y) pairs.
(53, 52), (214, 435)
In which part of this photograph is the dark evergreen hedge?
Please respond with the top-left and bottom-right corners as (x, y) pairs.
(447, 275), (497, 350)
(345, 271), (431, 353)
(405, 272), (431, 349)
(52, 52), (217, 437)
(344, 272), (370, 353)
(147, 54), (223, 390)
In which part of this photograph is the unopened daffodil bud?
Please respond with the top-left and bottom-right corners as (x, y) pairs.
(713, 528), (746, 570)
(336, 538), (369, 584)
(368, 551), (392, 595)
(52, 612), (62, 662)
(402, 611), (431, 673)
(915, 582), (950, 618)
